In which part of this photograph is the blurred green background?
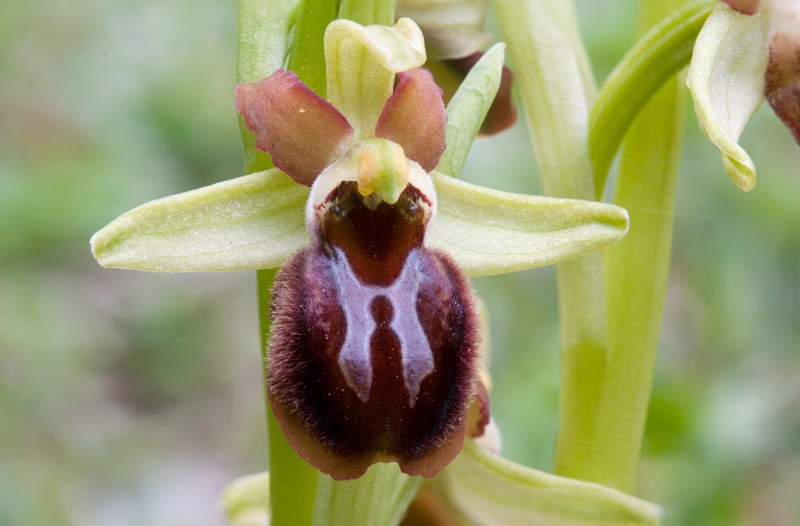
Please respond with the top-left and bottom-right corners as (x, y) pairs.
(1, 1), (798, 524)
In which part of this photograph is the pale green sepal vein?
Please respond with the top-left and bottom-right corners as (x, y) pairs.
(436, 43), (506, 179)
(313, 464), (422, 526)
(90, 169), (309, 272)
(221, 472), (271, 526)
(590, 0), (713, 196)
(437, 441), (661, 526)
(426, 171), (629, 277)
(686, 4), (769, 191)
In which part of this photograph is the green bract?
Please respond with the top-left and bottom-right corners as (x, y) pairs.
(436, 43), (506, 178)
(590, 0), (714, 195)
(220, 441), (662, 526)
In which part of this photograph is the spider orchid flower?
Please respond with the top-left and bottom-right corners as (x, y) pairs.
(91, 18), (629, 482)
(688, 0), (800, 191)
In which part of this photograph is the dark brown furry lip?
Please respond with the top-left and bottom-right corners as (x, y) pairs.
(266, 182), (482, 480)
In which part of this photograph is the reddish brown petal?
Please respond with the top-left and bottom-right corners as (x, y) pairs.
(720, 0), (761, 15)
(443, 52), (517, 136)
(765, 31), (800, 145)
(375, 68), (447, 172)
(235, 70), (353, 186)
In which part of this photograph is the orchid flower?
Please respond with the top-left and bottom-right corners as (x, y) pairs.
(92, 16), (627, 481)
(87, 10), (667, 523)
(688, 0), (800, 191)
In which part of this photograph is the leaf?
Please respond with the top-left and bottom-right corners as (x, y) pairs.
(686, 4), (770, 191)
(91, 169), (309, 272)
(426, 171), (629, 276)
(436, 43), (506, 178)
(437, 441), (661, 526)
(590, 0), (713, 196)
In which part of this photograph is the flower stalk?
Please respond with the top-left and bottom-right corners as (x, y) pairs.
(592, 0), (690, 493)
(496, 0), (694, 493)
(492, 0), (611, 485)
(590, 0), (714, 194)
(238, 1), (324, 523)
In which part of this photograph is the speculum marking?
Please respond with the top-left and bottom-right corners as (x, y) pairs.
(333, 247), (434, 406)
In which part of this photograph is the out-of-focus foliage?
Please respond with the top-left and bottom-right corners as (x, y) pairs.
(0, 0), (798, 525)
(0, 1), (265, 524)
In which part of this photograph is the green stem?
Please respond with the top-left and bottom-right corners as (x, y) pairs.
(286, 0), (338, 97)
(237, 0), (296, 172)
(237, 2), (323, 524)
(258, 269), (318, 526)
(590, 0), (713, 196)
(558, 0), (689, 492)
(337, 0), (395, 26)
(493, 0), (614, 485)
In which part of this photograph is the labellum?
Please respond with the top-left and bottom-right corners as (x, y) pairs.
(267, 145), (481, 480)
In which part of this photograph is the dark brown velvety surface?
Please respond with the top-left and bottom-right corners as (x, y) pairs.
(267, 183), (480, 479)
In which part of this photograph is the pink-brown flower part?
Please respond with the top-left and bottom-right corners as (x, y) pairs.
(721, 0), (762, 15)
(376, 68), (447, 171)
(235, 71), (353, 186)
(765, 23), (800, 144)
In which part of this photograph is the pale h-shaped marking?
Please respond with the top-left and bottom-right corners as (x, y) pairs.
(332, 247), (434, 407)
